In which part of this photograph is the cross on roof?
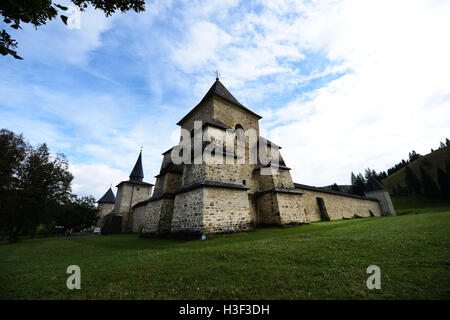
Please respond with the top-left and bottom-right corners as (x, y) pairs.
(214, 69), (220, 81)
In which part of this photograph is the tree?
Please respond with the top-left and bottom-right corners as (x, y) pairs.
(419, 166), (439, 197)
(440, 141), (445, 149)
(0, 129), (29, 241)
(378, 171), (387, 180)
(364, 168), (378, 181)
(437, 168), (450, 199)
(1, 0), (145, 59)
(446, 138), (450, 147)
(350, 172), (366, 196)
(16, 143), (73, 238)
(404, 166), (421, 195)
(408, 150), (422, 162)
(331, 183), (341, 192)
(56, 195), (98, 232)
(0, 129), (74, 243)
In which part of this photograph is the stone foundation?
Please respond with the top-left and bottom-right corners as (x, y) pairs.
(203, 187), (252, 233)
(256, 190), (307, 225)
(171, 189), (204, 234)
(139, 197), (175, 235)
(170, 185), (253, 235)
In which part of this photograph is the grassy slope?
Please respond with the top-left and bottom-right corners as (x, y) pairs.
(382, 147), (450, 193)
(391, 195), (450, 215)
(1, 209), (449, 300)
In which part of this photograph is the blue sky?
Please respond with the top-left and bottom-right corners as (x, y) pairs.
(1, 0), (449, 198)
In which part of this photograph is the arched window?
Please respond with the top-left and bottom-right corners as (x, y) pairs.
(234, 124), (244, 141)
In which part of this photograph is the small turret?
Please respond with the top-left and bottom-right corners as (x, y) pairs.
(97, 187), (116, 227)
(365, 178), (396, 216)
(113, 150), (153, 231)
(97, 187), (116, 204)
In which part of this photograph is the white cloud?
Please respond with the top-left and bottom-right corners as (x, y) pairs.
(171, 21), (233, 73)
(70, 164), (128, 199)
(12, 2), (113, 64)
(166, 0), (449, 187)
(265, 0), (450, 185)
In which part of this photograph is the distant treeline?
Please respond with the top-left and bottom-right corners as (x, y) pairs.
(328, 138), (450, 199)
(384, 138), (449, 178)
(347, 138), (450, 198)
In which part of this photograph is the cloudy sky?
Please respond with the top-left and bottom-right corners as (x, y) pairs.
(1, 0), (449, 199)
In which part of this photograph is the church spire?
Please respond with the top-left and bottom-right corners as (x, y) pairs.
(129, 151), (144, 182)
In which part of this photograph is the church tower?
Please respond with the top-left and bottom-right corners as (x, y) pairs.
(113, 151), (154, 231)
(137, 78), (306, 236)
(96, 187), (115, 228)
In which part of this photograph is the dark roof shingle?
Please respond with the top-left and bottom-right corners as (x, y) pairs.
(177, 79), (262, 125)
(129, 151), (144, 181)
(97, 188), (115, 203)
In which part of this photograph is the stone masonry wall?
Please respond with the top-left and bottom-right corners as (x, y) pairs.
(256, 193), (280, 225)
(275, 193), (308, 224)
(179, 98), (215, 132)
(294, 187), (382, 221)
(213, 98), (260, 136)
(171, 188), (204, 234)
(365, 190), (396, 216)
(202, 187), (252, 234)
(114, 182), (153, 230)
(182, 164), (205, 186)
(97, 203), (114, 227)
(273, 170), (295, 189)
(153, 175), (165, 196)
(164, 172), (182, 193)
(256, 192), (307, 225)
(131, 204), (147, 233)
(257, 168), (294, 191)
(140, 198), (175, 234)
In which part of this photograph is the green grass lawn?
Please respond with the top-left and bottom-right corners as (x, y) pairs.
(391, 195), (450, 215)
(1, 206), (449, 300)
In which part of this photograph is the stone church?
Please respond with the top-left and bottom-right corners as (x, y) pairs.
(97, 78), (395, 235)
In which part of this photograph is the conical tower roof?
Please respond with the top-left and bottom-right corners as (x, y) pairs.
(97, 187), (116, 203)
(129, 151), (144, 182)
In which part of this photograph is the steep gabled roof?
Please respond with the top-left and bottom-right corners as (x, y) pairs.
(129, 151), (144, 181)
(97, 188), (116, 203)
(177, 79), (262, 125)
(259, 136), (282, 149)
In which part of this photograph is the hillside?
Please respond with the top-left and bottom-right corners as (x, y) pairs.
(382, 147), (450, 194)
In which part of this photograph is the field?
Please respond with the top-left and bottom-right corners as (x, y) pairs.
(1, 199), (449, 300)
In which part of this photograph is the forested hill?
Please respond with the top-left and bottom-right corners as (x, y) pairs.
(382, 146), (450, 196)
